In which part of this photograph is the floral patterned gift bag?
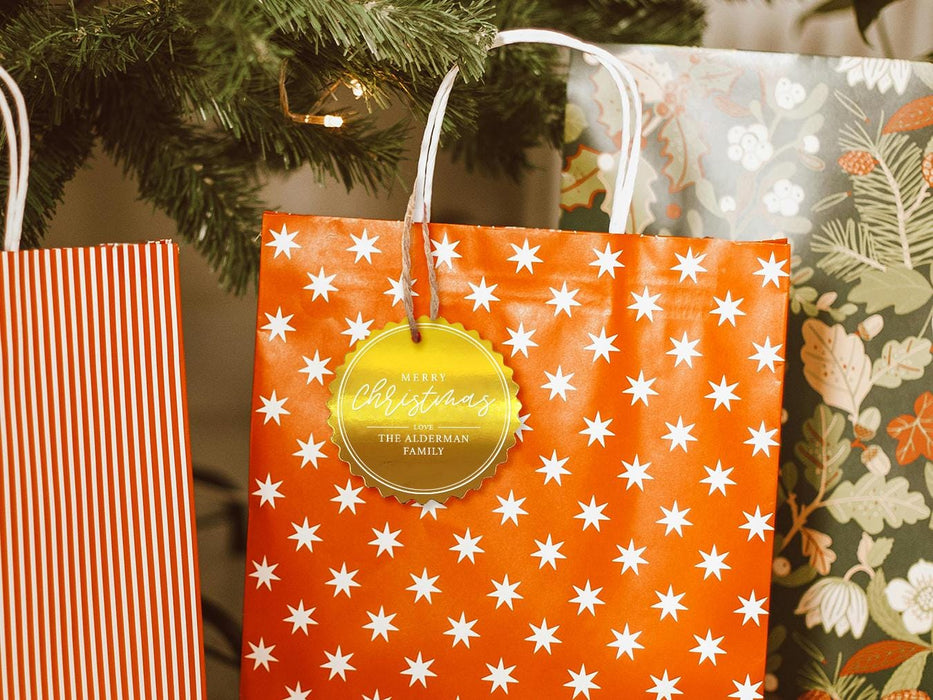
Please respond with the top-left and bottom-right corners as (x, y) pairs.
(560, 45), (933, 698)
(242, 29), (791, 699)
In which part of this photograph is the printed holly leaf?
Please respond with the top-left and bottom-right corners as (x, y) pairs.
(560, 145), (604, 212)
(880, 650), (931, 695)
(849, 267), (933, 315)
(564, 103), (587, 144)
(867, 570), (927, 645)
(840, 640), (929, 676)
(886, 391), (933, 465)
(826, 473), (931, 533)
(795, 404), (851, 491)
(883, 96), (933, 134)
(689, 58), (742, 96)
(801, 319), (872, 420)
(800, 527), (836, 575)
(657, 113), (708, 194)
(872, 337), (933, 389)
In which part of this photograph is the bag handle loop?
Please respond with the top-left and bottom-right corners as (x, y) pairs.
(0, 67), (29, 253)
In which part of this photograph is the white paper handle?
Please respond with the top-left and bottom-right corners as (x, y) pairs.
(411, 28), (641, 234)
(0, 66), (29, 253)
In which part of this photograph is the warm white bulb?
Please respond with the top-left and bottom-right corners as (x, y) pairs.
(323, 115), (344, 128)
(349, 79), (365, 98)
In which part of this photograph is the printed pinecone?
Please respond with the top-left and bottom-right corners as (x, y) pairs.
(881, 691), (931, 700)
(839, 150), (877, 175)
(922, 151), (933, 187)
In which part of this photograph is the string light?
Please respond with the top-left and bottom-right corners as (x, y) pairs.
(279, 59), (348, 129)
(348, 79), (365, 98)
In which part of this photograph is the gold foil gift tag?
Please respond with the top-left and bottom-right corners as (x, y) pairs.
(328, 318), (521, 503)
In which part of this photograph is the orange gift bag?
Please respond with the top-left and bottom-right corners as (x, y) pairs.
(242, 29), (790, 699)
(0, 70), (206, 698)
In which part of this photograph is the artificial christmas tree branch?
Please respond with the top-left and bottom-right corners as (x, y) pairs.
(0, 0), (703, 290)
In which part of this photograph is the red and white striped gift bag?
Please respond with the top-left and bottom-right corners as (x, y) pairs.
(0, 68), (205, 699)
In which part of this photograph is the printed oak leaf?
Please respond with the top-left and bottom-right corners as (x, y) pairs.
(849, 268), (933, 316)
(800, 527), (837, 575)
(887, 392), (933, 465)
(801, 319), (873, 420)
(871, 337), (933, 389)
(839, 640), (929, 676)
(826, 473), (930, 534)
(794, 404), (851, 492)
(560, 145), (605, 212)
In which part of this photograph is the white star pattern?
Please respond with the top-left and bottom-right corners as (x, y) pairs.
(657, 501), (693, 537)
(730, 675), (764, 700)
(508, 238), (542, 273)
(652, 585), (687, 621)
(647, 671), (682, 700)
(628, 286), (662, 321)
(749, 336), (784, 372)
(711, 291), (746, 327)
(705, 375), (740, 411)
(293, 432), (326, 468)
(690, 630), (726, 665)
(369, 523), (404, 557)
(284, 600), (318, 635)
(584, 327), (620, 363)
(531, 534), (566, 570)
(298, 350), (332, 385)
(696, 545), (731, 581)
(407, 569), (441, 604)
(347, 229), (381, 263)
(618, 455), (653, 491)
(575, 496), (610, 532)
(342, 312), (373, 345)
(482, 659), (519, 694)
(444, 612), (479, 648)
(488, 575), (523, 610)
(515, 413), (533, 441)
(503, 322), (538, 357)
(321, 646), (355, 681)
(331, 479), (365, 514)
(303, 267), (338, 301)
(362, 691), (389, 700)
(608, 624), (644, 660)
(671, 247), (707, 283)
(580, 412), (614, 447)
(246, 638), (278, 671)
(256, 391), (289, 425)
(283, 682), (310, 700)
(262, 307), (295, 343)
(590, 242), (624, 278)
(623, 371), (658, 406)
(565, 664), (600, 699)
(415, 500), (446, 520)
(667, 332), (701, 368)
(541, 365), (576, 401)
(363, 606), (398, 642)
(465, 277), (500, 312)
(740, 506), (774, 542)
(734, 591), (768, 626)
(326, 563), (360, 598)
(450, 528), (485, 563)
(537, 450), (571, 486)
(569, 580), (604, 616)
(253, 474), (284, 508)
(266, 224), (300, 259)
(526, 619), (561, 654)
(493, 490), (528, 526)
(383, 275), (418, 307)
(613, 539), (648, 576)
(662, 417), (697, 452)
(288, 518), (322, 552)
(701, 461), (736, 496)
(745, 421), (779, 456)
(250, 556), (280, 590)
(753, 252), (789, 288)
(546, 282), (581, 317)
(431, 233), (461, 269)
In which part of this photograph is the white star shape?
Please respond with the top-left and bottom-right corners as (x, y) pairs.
(493, 490), (528, 525)
(623, 371), (658, 406)
(735, 590), (768, 625)
(483, 658), (519, 693)
(488, 574), (523, 610)
(662, 417), (697, 452)
(701, 460), (736, 496)
(667, 332), (701, 368)
(711, 291), (746, 327)
(407, 568), (441, 604)
(383, 275), (418, 307)
(347, 228), (382, 263)
(431, 232), (462, 269)
(618, 455), (653, 491)
(547, 282), (582, 317)
(565, 664), (600, 699)
(362, 692), (389, 700)
(542, 365), (576, 401)
(284, 600), (318, 635)
(671, 247), (707, 283)
(580, 412), (614, 447)
(590, 242), (624, 278)
(444, 612), (479, 648)
(450, 528), (485, 563)
(508, 238), (542, 273)
(363, 606), (398, 642)
(249, 556), (280, 590)
(256, 391), (290, 425)
(584, 326), (620, 363)
(253, 474), (284, 508)
(331, 479), (365, 514)
(537, 450), (571, 486)
(288, 518), (322, 552)
(613, 539), (648, 575)
(525, 619), (561, 654)
(532, 534), (566, 570)
(628, 286), (662, 321)
(745, 421), (779, 456)
(515, 413), (533, 441)
(652, 585), (687, 621)
(657, 501), (693, 536)
(283, 681), (310, 700)
(401, 653), (436, 688)
(730, 675), (764, 700)
(266, 224), (300, 259)
(369, 522), (404, 557)
(569, 580), (605, 616)
(647, 670), (682, 700)
(749, 337), (784, 372)
(503, 322), (538, 357)
(608, 624), (644, 660)
(341, 312), (373, 345)
(262, 307), (295, 343)
(575, 496), (610, 531)
(415, 500), (447, 520)
(705, 375), (740, 411)
(696, 545), (731, 581)
(245, 638), (278, 671)
(691, 629), (726, 665)
(326, 562), (360, 598)
(465, 276), (500, 312)
(293, 433), (326, 468)
(298, 350), (332, 385)
(321, 646), (355, 681)
(753, 252), (789, 288)
(740, 506), (774, 541)
(303, 266), (338, 301)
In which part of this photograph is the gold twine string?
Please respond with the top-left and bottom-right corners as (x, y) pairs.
(278, 59), (345, 128)
(400, 191), (440, 343)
